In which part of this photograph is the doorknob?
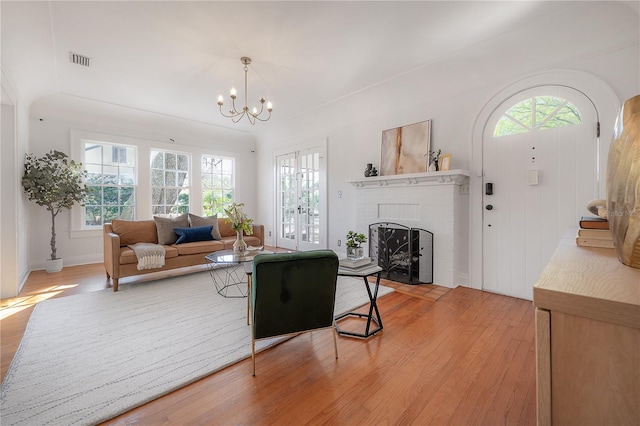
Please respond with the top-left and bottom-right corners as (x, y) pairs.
(486, 204), (493, 211)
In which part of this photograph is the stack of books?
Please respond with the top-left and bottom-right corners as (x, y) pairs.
(339, 256), (372, 270)
(576, 216), (613, 248)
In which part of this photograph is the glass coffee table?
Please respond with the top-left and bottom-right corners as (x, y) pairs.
(205, 249), (273, 298)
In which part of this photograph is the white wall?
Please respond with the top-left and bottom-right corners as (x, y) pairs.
(1, 68), (31, 298)
(26, 94), (257, 270)
(254, 3), (639, 288)
(1, 103), (17, 298)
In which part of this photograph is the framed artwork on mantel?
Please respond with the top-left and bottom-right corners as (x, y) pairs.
(380, 120), (431, 176)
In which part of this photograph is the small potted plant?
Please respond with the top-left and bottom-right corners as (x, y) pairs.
(346, 230), (367, 259)
(22, 150), (87, 273)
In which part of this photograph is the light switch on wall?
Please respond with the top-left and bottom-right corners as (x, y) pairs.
(528, 169), (540, 185)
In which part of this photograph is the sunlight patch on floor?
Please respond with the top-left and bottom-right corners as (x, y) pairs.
(0, 284), (78, 321)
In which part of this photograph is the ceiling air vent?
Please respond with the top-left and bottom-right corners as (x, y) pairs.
(69, 52), (91, 67)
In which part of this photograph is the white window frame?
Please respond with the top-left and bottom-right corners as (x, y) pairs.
(71, 130), (140, 238)
(150, 149), (191, 216)
(201, 154), (235, 217)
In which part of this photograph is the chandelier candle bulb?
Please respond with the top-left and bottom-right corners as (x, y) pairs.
(217, 94), (224, 105)
(267, 101), (273, 111)
(230, 87), (237, 98)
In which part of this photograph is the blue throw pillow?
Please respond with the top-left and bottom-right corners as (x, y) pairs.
(173, 226), (214, 244)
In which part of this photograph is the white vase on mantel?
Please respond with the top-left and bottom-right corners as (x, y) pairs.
(428, 163), (437, 172)
(45, 258), (63, 273)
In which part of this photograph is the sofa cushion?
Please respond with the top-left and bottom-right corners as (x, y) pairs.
(111, 219), (158, 246)
(173, 240), (226, 255)
(188, 213), (223, 240)
(154, 214), (189, 245)
(174, 226), (214, 244)
(120, 245), (179, 265)
(218, 219), (237, 238)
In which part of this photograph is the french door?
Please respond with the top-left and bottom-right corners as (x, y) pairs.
(276, 146), (326, 251)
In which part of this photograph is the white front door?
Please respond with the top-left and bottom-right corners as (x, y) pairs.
(276, 146), (326, 251)
(482, 86), (598, 300)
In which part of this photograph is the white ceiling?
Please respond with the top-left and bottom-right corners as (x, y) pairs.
(1, 1), (638, 134)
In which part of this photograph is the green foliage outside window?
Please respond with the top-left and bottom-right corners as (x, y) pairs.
(494, 96), (581, 137)
(202, 155), (234, 217)
(151, 150), (190, 215)
(83, 143), (136, 226)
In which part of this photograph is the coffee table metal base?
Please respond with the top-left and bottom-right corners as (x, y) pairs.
(207, 263), (249, 298)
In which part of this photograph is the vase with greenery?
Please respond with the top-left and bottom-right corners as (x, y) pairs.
(224, 202), (253, 253)
(346, 230), (367, 259)
(22, 150), (87, 272)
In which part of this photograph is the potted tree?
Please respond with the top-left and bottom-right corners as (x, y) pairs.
(346, 230), (367, 259)
(22, 150), (87, 273)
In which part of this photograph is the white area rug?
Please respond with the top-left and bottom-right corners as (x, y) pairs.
(0, 272), (392, 425)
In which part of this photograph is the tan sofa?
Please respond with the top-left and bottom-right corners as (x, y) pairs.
(103, 217), (263, 291)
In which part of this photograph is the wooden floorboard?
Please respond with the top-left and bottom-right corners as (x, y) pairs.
(0, 259), (536, 425)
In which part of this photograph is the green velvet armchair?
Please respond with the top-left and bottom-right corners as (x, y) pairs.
(250, 250), (340, 375)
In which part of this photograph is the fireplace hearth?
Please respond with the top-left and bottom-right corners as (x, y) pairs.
(369, 222), (433, 285)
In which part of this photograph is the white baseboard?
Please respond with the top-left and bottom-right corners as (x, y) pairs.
(31, 254), (103, 271)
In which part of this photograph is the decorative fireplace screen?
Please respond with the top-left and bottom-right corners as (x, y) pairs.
(368, 222), (433, 285)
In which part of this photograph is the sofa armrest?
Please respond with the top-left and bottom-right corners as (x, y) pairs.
(103, 225), (121, 281)
(252, 224), (264, 246)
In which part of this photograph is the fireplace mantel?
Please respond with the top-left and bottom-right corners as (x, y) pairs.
(349, 169), (469, 188)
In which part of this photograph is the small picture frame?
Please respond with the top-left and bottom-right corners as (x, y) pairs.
(439, 154), (451, 171)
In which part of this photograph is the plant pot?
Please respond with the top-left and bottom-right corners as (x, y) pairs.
(45, 258), (63, 273)
(346, 247), (365, 260)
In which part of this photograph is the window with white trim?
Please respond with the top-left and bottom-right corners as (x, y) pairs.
(83, 142), (136, 227)
(494, 96), (582, 137)
(151, 150), (190, 215)
(201, 155), (234, 216)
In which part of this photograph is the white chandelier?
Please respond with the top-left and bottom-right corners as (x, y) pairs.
(217, 57), (273, 125)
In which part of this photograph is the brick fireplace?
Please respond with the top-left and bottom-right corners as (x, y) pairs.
(350, 170), (469, 288)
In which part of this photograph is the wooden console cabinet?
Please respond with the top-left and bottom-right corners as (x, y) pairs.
(533, 237), (640, 425)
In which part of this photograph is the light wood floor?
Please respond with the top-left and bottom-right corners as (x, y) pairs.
(1, 260), (537, 425)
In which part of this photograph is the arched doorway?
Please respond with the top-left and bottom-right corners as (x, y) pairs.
(482, 87), (597, 299)
(469, 70), (620, 299)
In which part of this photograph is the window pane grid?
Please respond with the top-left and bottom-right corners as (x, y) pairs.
(83, 142), (137, 227)
(494, 96), (582, 137)
(151, 150), (191, 215)
(201, 155), (234, 216)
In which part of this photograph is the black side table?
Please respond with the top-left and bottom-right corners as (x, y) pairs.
(335, 263), (384, 338)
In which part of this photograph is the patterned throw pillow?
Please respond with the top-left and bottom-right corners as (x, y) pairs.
(153, 214), (189, 245)
(188, 213), (222, 240)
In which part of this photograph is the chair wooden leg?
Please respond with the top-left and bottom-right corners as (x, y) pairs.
(113, 278), (119, 292)
(252, 338), (256, 376)
(247, 274), (252, 325)
(333, 322), (339, 359)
